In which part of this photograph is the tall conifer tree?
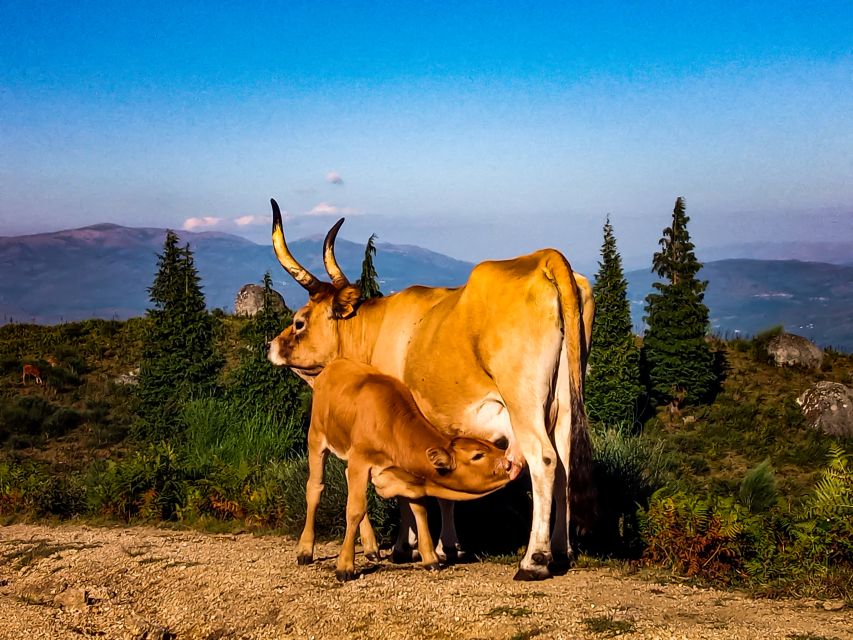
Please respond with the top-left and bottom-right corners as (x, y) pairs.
(642, 197), (716, 406)
(228, 272), (305, 425)
(357, 234), (383, 300)
(586, 216), (642, 426)
(136, 231), (223, 440)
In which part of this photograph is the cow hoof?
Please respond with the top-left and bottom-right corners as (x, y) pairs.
(423, 562), (442, 572)
(391, 548), (420, 564)
(296, 554), (313, 566)
(513, 566), (552, 581)
(335, 569), (357, 582)
(436, 543), (468, 564)
(549, 552), (573, 576)
(365, 551), (381, 562)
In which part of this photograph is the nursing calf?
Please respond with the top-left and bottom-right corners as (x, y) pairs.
(298, 358), (515, 581)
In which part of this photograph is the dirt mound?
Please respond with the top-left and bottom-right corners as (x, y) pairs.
(0, 523), (850, 640)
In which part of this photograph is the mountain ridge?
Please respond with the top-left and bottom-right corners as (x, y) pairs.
(1, 223), (851, 351)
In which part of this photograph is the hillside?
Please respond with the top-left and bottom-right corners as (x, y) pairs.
(1, 223), (852, 350)
(627, 259), (853, 351)
(0, 224), (473, 322)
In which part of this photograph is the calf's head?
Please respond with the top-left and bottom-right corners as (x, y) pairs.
(266, 199), (363, 384)
(426, 437), (515, 494)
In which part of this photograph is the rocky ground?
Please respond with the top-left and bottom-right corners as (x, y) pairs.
(0, 523), (850, 640)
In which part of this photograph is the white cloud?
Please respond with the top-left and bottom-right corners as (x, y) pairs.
(182, 216), (222, 230)
(233, 215), (268, 226)
(306, 202), (359, 216)
(325, 171), (344, 185)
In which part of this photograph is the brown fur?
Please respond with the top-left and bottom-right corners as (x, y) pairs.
(297, 359), (512, 581)
(22, 364), (42, 385)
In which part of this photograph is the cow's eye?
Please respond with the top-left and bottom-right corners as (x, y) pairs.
(471, 452), (485, 461)
(294, 319), (305, 331)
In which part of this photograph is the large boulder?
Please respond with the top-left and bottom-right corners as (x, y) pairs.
(766, 333), (823, 370)
(234, 284), (286, 317)
(797, 381), (853, 438)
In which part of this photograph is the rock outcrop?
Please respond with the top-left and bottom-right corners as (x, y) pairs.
(766, 333), (823, 370)
(234, 284), (286, 317)
(797, 381), (853, 438)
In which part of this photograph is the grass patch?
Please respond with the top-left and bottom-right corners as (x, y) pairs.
(582, 613), (636, 636)
(1, 541), (100, 569)
(787, 635), (841, 640)
(486, 606), (533, 618)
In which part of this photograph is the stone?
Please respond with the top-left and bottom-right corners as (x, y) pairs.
(797, 381), (853, 438)
(766, 333), (823, 370)
(234, 284), (287, 317)
(54, 587), (89, 610)
(115, 367), (140, 385)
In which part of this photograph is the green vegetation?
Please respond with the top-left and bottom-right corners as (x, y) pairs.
(582, 614), (635, 636)
(136, 231), (223, 440)
(642, 197), (718, 407)
(357, 233), (383, 300)
(586, 216), (643, 427)
(1, 211), (851, 602)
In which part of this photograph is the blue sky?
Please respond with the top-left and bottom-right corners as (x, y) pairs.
(1, 1), (851, 269)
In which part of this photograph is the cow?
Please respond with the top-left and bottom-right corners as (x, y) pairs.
(267, 198), (595, 580)
(22, 364), (42, 385)
(299, 358), (515, 581)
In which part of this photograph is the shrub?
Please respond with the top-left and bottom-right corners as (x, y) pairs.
(582, 426), (671, 557)
(85, 443), (186, 521)
(739, 459), (778, 513)
(0, 459), (84, 517)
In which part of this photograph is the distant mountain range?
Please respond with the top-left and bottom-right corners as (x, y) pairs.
(1, 224), (851, 351)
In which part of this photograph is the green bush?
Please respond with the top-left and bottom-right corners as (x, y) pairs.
(85, 443), (186, 522)
(181, 398), (304, 471)
(582, 426), (671, 557)
(0, 459), (84, 517)
(739, 459), (778, 513)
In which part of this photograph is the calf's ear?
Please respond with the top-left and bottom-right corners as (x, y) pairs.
(427, 447), (456, 475)
(332, 285), (362, 319)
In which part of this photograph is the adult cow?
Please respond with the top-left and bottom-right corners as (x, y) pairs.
(267, 199), (595, 580)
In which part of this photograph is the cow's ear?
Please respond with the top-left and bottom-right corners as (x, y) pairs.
(332, 285), (362, 319)
(427, 447), (456, 475)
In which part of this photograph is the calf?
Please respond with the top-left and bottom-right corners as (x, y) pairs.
(22, 364), (42, 385)
(298, 358), (515, 581)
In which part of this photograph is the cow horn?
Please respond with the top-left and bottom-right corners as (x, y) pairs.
(271, 199), (323, 294)
(322, 218), (350, 289)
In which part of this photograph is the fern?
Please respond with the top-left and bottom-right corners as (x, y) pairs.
(806, 445), (852, 519)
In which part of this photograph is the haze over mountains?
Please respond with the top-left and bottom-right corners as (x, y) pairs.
(1, 224), (851, 351)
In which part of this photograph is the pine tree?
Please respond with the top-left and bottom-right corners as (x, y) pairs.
(227, 272), (306, 427)
(136, 231), (223, 440)
(586, 216), (643, 426)
(357, 234), (383, 300)
(642, 197), (716, 407)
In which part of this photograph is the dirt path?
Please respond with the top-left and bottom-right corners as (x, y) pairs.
(0, 523), (849, 640)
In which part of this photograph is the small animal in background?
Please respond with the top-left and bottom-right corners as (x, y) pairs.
(46, 356), (59, 367)
(22, 364), (43, 385)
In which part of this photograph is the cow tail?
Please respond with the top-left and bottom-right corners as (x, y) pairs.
(547, 253), (597, 533)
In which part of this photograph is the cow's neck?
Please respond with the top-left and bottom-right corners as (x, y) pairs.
(334, 297), (390, 365)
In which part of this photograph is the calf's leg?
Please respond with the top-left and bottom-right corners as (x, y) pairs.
(297, 434), (328, 565)
(336, 461), (370, 582)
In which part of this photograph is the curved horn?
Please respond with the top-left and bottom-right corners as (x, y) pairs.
(322, 217), (350, 289)
(270, 199), (323, 294)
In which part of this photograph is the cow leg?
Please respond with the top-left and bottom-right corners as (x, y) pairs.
(336, 461), (370, 582)
(550, 455), (572, 575)
(510, 421), (559, 581)
(435, 499), (466, 563)
(392, 502), (421, 563)
(297, 437), (328, 566)
(359, 514), (381, 562)
(408, 498), (441, 570)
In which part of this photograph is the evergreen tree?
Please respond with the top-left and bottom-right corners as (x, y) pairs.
(136, 231), (223, 440)
(586, 216), (643, 426)
(642, 197), (716, 407)
(357, 234), (383, 300)
(227, 272), (306, 427)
